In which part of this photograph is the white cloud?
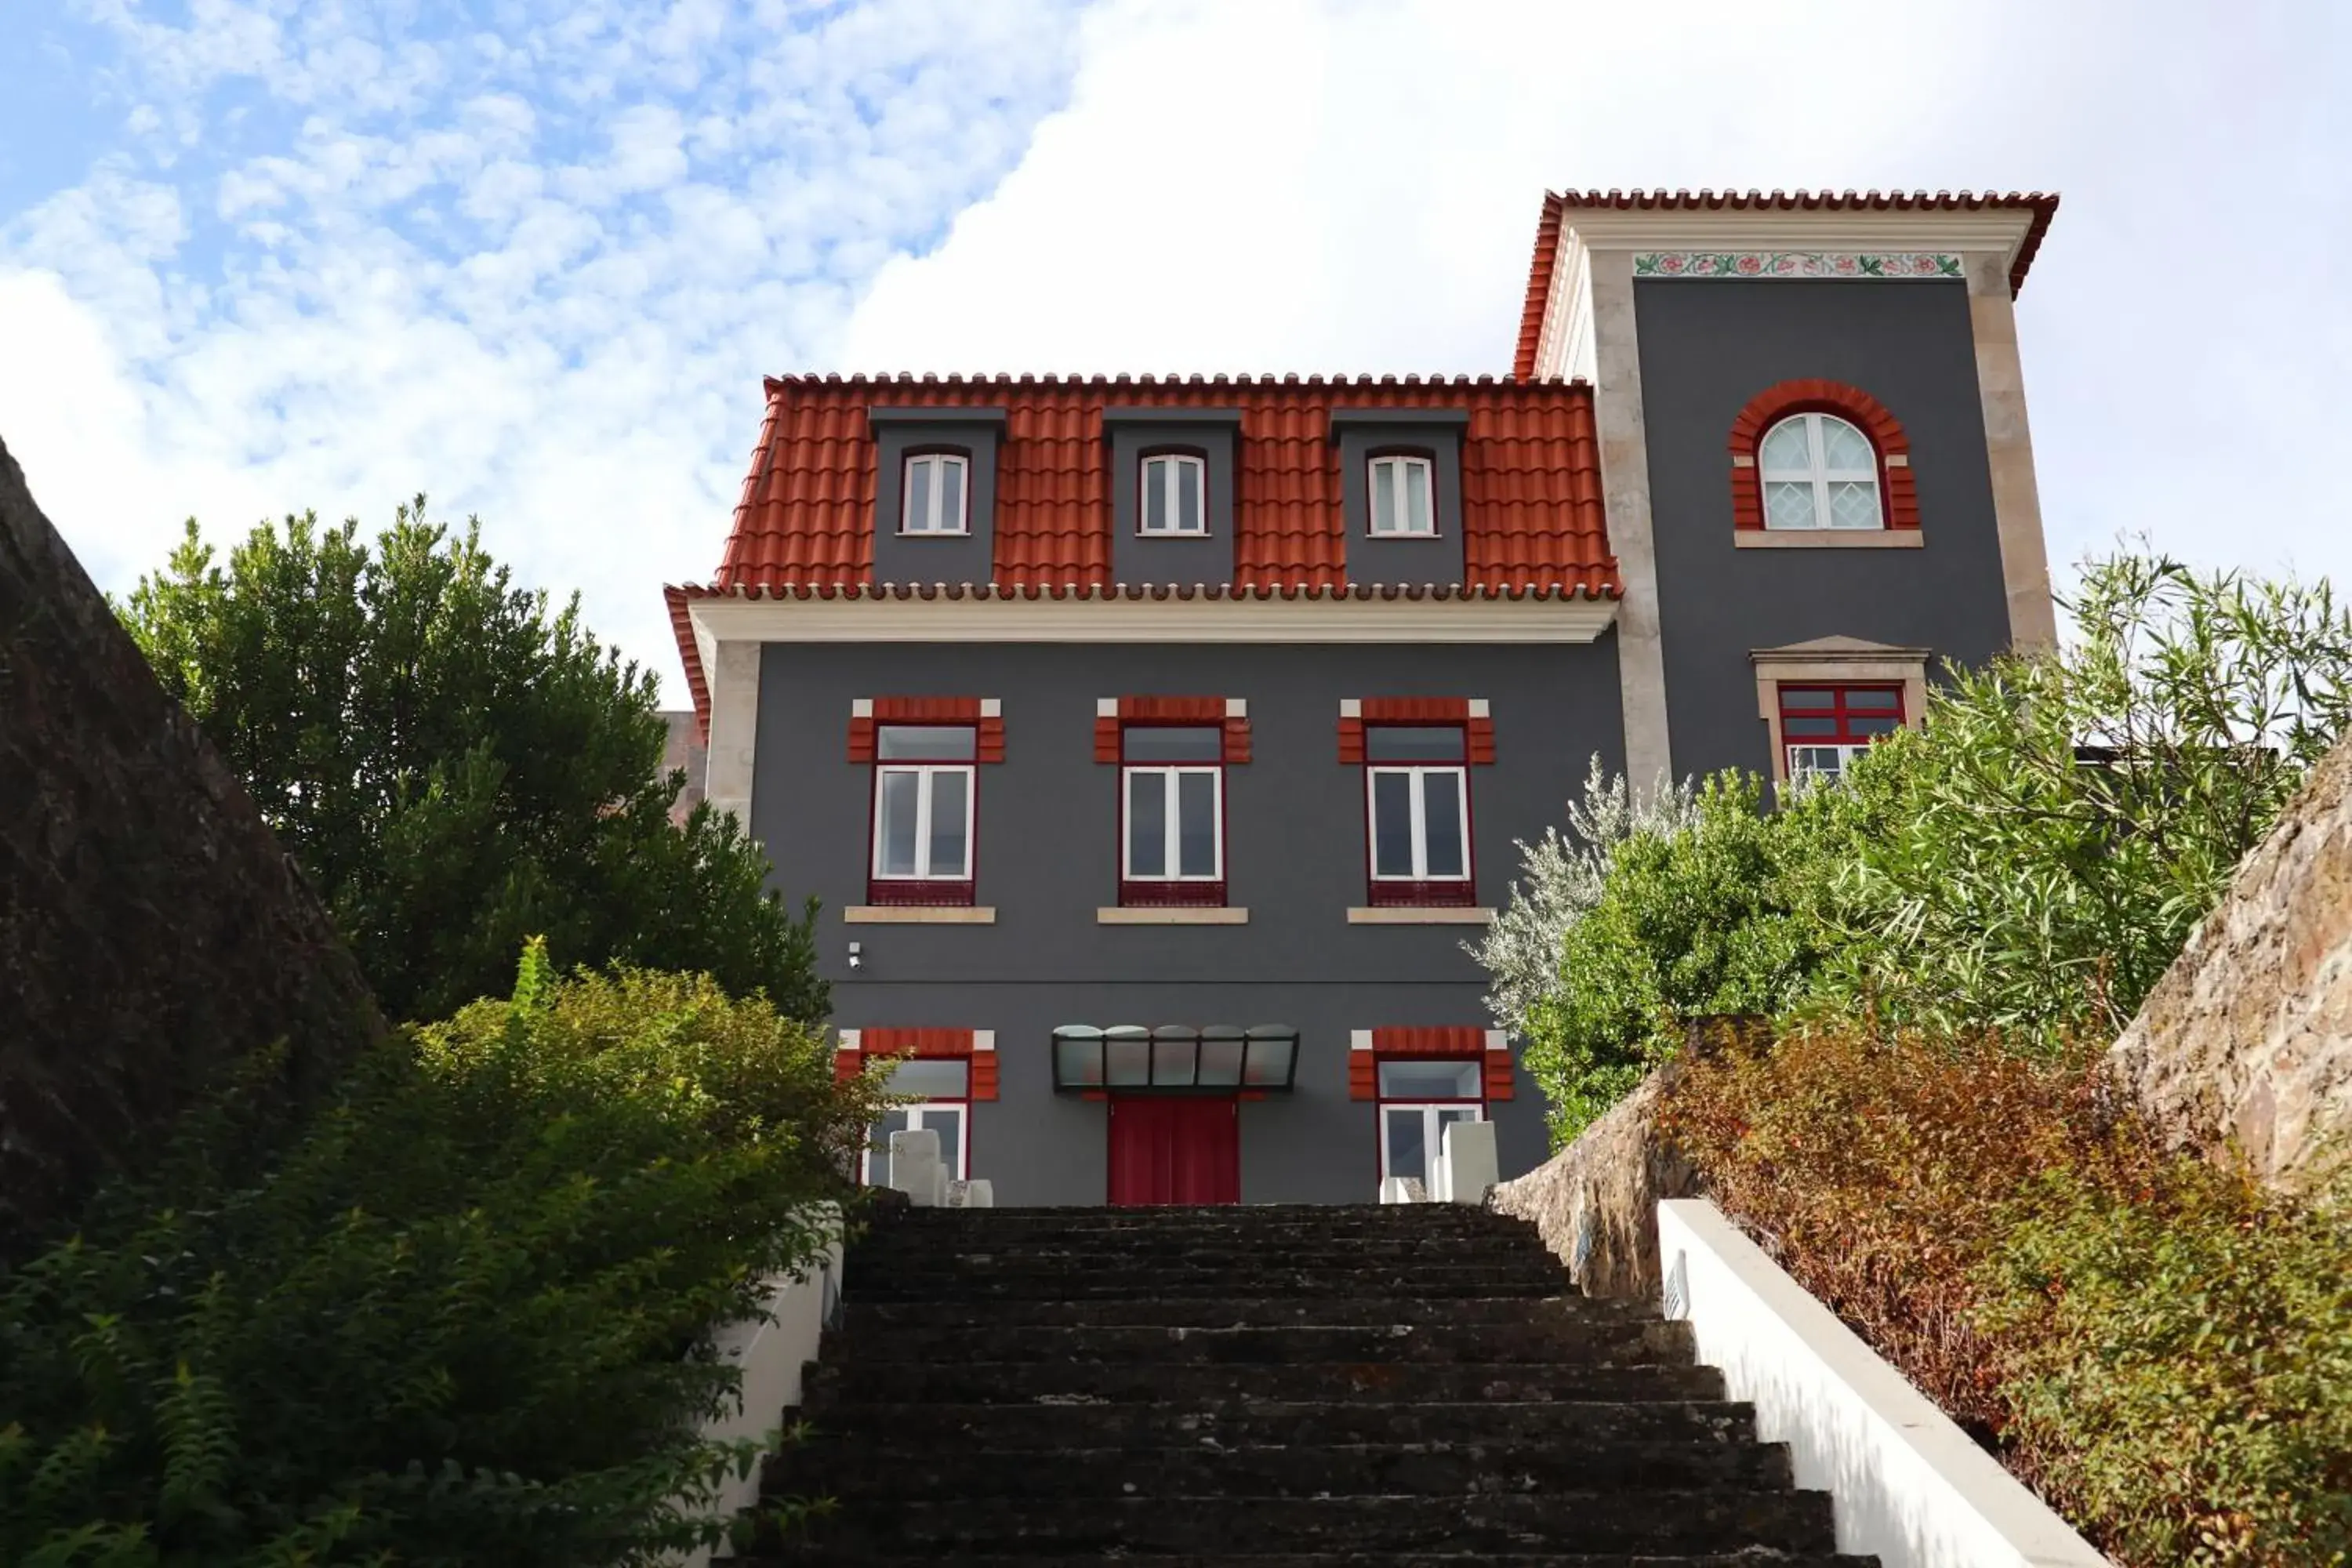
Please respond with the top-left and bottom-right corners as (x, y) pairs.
(5, 0), (2348, 712)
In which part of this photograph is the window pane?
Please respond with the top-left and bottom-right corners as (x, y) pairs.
(1127, 770), (1167, 877)
(1105, 1031), (1151, 1087)
(905, 458), (932, 532)
(1196, 1034), (1245, 1086)
(877, 725), (977, 760)
(1818, 417), (1875, 472)
(1177, 456), (1201, 532)
(1177, 771), (1218, 877)
(1370, 771), (1416, 877)
(924, 1105), (965, 1175)
(1783, 716), (1842, 738)
(1849, 714), (1902, 737)
(937, 457), (965, 533)
(1385, 1108), (1427, 1181)
(1763, 480), (1820, 530)
(1421, 769), (1466, 880)
(877, 771), (920, 877)
(880, 1057), (969, 1098)
(1436, 1106), (1482, 1156)
(1779, 688), (1836, 710)
(1123, 726), (1223, 763)
(1151, 1035), (1199, 1086)
(1827, 479), (1882, 529)
(927, 769), (970, 877)
(1371, 459), (1397, 533)
(1403, 462), (1432, 534)
(1378, 1059), (1482, 1099)
(1364, 725), (1464, 762)
(1054, 1034), (1104, 1087)
(1759, 419), (1813, 474)
(1143, 456), (1168, 532)
(1844, 688), (1902, 713)
(1242, 1034), (1294, 1086)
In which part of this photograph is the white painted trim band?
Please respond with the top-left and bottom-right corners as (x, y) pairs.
(688, 594), (1617, 646)
(1658, 1200), (2111, 1568)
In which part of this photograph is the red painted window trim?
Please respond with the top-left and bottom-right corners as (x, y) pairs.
(1338, 697), (1494, 764)
(1093, 696), (1249, 764)
(1347, 1027), (1515, 1103)
(848, 697), (1005, 764)
(1777, 682), (1907, 744)
(835, 1027), (997, 1099)
(1352, 711), (1481, 906)
(1098, 699), (1247, 909)
(1726, 379), (1919, 533)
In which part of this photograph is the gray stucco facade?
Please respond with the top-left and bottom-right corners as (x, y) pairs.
(1632, 278), (2016, 782)
(750, 638), (1627, 1204)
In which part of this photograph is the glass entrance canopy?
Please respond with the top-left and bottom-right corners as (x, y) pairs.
(1051, 1025), (1298, 1093)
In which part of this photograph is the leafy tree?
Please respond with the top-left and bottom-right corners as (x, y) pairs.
(1809, 550), (2352, 1049)
(122, 501), (826, 1025)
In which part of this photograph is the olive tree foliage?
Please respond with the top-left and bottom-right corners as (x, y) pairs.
(122, 501), (826, 1025)
(1809, 550), (2352, 1048)
(1472, 757), (1700, 1040)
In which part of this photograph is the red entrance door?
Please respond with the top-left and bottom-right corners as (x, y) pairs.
(1107, 1096), (1240, 1206)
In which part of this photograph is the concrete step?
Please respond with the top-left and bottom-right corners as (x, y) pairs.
(848, 1264), (1568, 1301)
(771, 1436), (1796, 1500)
(747, 1490), (1842, 1556)
(842, 1293), (1651, 1330)
(822, 1319), (1695, 1367)
(789, 1397), (1761, 1451)
(803, 1358), (1729, 1407)
(870, 1203), (1534, 1226)
(852, 1240), (1559, 1268)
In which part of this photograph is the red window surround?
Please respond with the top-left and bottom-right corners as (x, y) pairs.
(1336, 697), (1496, 764)
(1348, 1026), (1514, 1102)
(1093, 695), (1250, 763)
(848, 696), (1005, 762)
(1726, 379), (1919, 533)
(833, 1026), (999, 1100)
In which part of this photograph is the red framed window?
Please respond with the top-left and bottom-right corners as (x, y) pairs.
(837, 1029), (996, 1186)
(1349, 1028), (1514, 1188)
(1363, 724), (1474, 906)
(868, 724), (978, 906)
(1777, 684), (1904, 784)
(1118, 724), (1227, 907)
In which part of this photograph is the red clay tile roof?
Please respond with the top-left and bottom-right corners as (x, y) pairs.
(673, 372), (1614, 735)
(1510, 189), (2060, 379)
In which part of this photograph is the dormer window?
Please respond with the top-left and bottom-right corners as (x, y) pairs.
(1759, 413), (1883, 532)
(1368, 454), (1436, 537)
(1140, 452), (1207, 536)
(901, 452), (970, 535)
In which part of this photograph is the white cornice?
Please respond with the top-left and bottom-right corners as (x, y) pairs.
(1565, 208), (2036, 267)
(685, 593), (1618, 645)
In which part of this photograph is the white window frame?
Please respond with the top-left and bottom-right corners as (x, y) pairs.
(871, 763), (976, 880)
(1367, 454), (1436, 537)
(1377, 1101), (1486, 1184)
(1139, 452), (1207, 536)
(900, 452), (971, 536)
(1120, 764), (1224, 881)
(864, 1101), (968, 1185)
(1758, 412), (1882, 532)
(1366, 764), (1471, 883)
(1786, 742), (1871, 786)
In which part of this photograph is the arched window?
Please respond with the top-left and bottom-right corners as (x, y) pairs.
(1140, 452), (1207, 535)
(1759, 412), (1883, 531)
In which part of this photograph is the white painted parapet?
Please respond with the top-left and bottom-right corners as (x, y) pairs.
(1657, 1200), (2111, 1568)
(887, 1127), (947, 1207)
(673, 1207), (845, 1566)
(1378, 1175), (1428, 1204)
(1433, 1119), (1498, 1205)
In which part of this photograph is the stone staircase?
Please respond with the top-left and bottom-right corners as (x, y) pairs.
(742, 1203), (1875, 1566)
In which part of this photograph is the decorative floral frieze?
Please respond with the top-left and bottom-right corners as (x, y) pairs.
(1633, 251), (1963, 281)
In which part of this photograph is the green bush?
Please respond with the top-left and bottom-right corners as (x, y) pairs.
(1664, 1025), (2352, 1566)
(1517, 773), (1828, 1143)
(0, 946), (888, 1567)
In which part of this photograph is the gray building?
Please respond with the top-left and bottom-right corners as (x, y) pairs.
(665, 188), (2060, 1206)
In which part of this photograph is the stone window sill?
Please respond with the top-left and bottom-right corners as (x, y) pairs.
(1734, 531), (1923, 549)
(844, 906), (997, 924)
(1096, 906), (1249, 925)
(1347, 906), (1497, 925)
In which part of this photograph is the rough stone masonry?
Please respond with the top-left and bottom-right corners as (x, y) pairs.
(0, 437), (383, 1260)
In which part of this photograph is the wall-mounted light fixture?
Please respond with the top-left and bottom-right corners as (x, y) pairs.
(847, 941), (864, 971)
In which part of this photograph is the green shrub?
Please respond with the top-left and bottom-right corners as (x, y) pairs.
(0, 946), (888, 1567)
(1519, 773), (1828, 1144)
(1663, 1025), (2352, 1566)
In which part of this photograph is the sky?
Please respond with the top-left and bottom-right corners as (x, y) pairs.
(3, 0), (2349, 705)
